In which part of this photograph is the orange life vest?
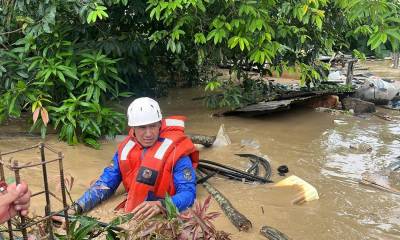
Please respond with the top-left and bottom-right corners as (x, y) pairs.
(117, 116), (199, 212)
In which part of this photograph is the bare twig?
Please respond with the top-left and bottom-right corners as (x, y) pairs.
(0, 27), (23, 36)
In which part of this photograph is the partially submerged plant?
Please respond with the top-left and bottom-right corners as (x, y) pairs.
(126, 195), (230, 240)
(16, 195), (229, 240)
(179, 195), (222, 239)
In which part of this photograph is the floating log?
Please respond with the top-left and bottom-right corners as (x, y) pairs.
(188, 134), (216, 147)
(372, 112), (392, 121)
(196, 171), (252, 231)
(260, 226), (290, 240)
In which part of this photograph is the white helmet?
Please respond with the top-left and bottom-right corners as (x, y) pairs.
(127, 97), (162, 127)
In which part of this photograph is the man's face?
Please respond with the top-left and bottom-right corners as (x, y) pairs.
(134, 122), (161, 147)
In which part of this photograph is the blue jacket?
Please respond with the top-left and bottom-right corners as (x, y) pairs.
(76, 151), (196, 212)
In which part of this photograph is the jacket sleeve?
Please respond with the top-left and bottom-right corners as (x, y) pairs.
(76, 152), (122, 213)
(171, 155), (197, 212)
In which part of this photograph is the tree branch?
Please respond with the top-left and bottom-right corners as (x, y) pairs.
(0, 27), (23, 36)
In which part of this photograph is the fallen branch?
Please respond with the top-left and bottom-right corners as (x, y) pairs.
(260, 225), (290, 240)
(359, 172), (400, 195)
(196, 171), (252, 231)
(372, 112), (392, 121)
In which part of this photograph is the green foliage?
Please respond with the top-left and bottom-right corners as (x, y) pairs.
(1, 0), (399, 135)
(298, 61), (330, 87)
(314, 83), (355, 92)
(1, 0), (198, 148)
(55, 214), (128, 240)
(344, 0), (400, 52)
(87, 4), (109, 24)
(164, 194), (179, 221)
(205, 76), (282, 110)
(48, 94), (125, 148)
(0, 13), (129, 147)
(352, 49), (366, 61)
(147, 0), (337, 84)
(145, 0), (363, 110)
(146, 0), (399, 108)
(205, 80), (222, 92)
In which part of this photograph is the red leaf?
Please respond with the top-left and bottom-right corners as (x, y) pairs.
(33, 108), (40, 124)
(40, 107), (49, 126)
(202, 195), (212, 214)
(179, 214), (192, 221)
(195, 201), (201, 214)
(178, 229), (190, 240)
(179, 196), (224, 239)
(192, 225), (199, 240)
(205, 212), (221, 221)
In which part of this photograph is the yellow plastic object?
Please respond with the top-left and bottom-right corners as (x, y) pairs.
(274, 175), (319, 204)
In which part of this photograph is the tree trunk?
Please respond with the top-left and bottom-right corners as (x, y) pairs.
(188, 134), (216, 147)
(393, 52), (399, 69)
(197, 172), (252, 231)
(260, 226), (290, 240)
(346, 59), (357, 85)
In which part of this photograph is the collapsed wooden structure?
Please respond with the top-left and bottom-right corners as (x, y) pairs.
(220, 90), (353, 116)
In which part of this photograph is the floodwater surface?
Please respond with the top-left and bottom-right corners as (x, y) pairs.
(0, 61), (400, 240)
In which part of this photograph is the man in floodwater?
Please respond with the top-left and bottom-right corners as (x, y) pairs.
(73, 97), (198, 220)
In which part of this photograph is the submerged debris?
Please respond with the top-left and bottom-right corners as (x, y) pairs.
(188, 134), (216, 147)
(333, 120), (348, 125)
(360, 172), (400, 195)
(260, 225), (291, 240)
(240, 139), (260, 149)
(315, 107), (353, 115)
(273, 175), (319, 205)
(349, 143), (373, 153)
(212, 125), (231, 147)
(355, 77), (400, 104)
(372, 112), (392, 121)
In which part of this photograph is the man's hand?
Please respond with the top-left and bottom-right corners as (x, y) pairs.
(131, 201), (163, 221)
(51, 203), (81, 229)
(0, 181), (31, 224)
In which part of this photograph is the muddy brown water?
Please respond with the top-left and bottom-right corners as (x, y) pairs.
(1, 61), (400, 239)
(364, 60), (400, 82)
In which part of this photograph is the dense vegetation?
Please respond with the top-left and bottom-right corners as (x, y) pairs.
(0, 0), (399, 147)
